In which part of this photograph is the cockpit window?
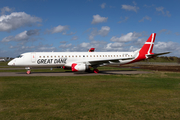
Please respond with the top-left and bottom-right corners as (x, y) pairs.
(17, 55), (23, 58)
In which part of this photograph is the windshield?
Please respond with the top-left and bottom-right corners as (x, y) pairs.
(17, 55), (23, 58)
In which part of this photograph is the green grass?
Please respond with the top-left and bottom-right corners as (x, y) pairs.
(0, 73), (180, 119)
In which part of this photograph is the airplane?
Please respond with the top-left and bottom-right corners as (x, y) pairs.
(0, 57), (11, 62)
(0, 59), (5, 62)
(8, 33), (170, 74)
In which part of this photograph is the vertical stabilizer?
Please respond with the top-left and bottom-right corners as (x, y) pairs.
(133, 33), (156, 62)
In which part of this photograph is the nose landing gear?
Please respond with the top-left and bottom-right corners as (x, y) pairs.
(25, 67), (31, 74)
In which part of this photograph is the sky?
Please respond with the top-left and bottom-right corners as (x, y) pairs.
(0, 0), (180, 57)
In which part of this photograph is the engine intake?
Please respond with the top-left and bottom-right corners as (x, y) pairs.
(71, 63), (88, 72)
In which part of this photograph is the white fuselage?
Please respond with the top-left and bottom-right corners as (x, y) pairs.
(8, 52), (136, 67)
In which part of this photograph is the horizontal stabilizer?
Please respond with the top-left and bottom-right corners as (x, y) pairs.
(147, 52), (171, 58)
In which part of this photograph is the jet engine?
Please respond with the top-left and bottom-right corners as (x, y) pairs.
(71, 63), (88, 72)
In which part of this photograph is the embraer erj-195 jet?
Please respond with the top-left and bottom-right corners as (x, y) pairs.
(8, 33), (170, 74)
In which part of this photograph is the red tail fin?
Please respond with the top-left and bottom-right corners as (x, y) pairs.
(141, 33), (156, 55)
(134, 33), (156, 61)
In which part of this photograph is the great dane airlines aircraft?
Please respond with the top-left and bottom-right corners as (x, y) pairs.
(8, 33), (170, 74)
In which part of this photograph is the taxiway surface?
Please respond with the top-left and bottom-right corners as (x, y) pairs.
(0, 70), (151, 76)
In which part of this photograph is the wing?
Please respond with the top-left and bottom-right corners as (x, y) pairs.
(85, 57), (134, 66)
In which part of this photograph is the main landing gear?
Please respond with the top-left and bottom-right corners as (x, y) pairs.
(93, 69), (99, 73)
(25, 67), (31, 74)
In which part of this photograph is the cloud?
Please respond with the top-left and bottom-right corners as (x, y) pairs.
(156, 7), (171, 17)
(98, 26), (110, 36)
(175, 32), (180, 36)
(71, 36), (78, 40)
(36, 44), (56, 52)
(60, 41), (67, 44)
(1, 29), (40, 42)
(80, 42), (90, 48)
(1, 6), (13, 15)
(158, 29), (171, 35)
(62, 31), (76, 35)
(154, 41), (180, 55)
(100, 3), (106, 9)
(105, 43), (124, 51)
(10, 43), (56, 55)
(59, 43), (72, 48)
(47, 25), (69, 34)
(91, 14), (108, 24)
(139, 16), (152, 22)
(122, 5), (139, 13)
(60, 40), (107, 52)
(0, 12), (42, 32)
(118, 17), (129, 23)
(110, 32), (142, 42)
(89, 26), (110, 40)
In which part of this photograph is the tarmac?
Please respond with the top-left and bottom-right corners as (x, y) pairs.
(0, 70), (152, 76)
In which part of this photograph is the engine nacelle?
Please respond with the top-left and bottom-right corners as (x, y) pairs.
(71, 63), (88, 72)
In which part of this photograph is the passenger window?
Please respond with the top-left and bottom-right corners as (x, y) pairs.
(39, 56), (41, 58)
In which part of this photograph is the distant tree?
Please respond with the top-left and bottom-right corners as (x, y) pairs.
(178, 58), (180, 64)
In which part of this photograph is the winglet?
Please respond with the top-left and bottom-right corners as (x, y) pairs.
(88, 48), (95, 52)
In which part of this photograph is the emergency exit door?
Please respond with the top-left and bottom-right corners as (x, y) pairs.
(31, 53), (36, 63)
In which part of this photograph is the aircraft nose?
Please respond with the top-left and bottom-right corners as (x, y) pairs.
(8, 61), (12, 66)
(8, 60), (15, 66)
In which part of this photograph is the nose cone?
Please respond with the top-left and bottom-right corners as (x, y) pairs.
(8, 60), (14, 66)
(8, 61), (12, 66)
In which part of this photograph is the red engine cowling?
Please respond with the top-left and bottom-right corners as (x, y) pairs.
(71, 63), (88, 72)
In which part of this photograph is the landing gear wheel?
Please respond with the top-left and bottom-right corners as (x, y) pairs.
(93, 69), (99, 73)
(27, 70), (31, 74)
(85, 68), (91, 72)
